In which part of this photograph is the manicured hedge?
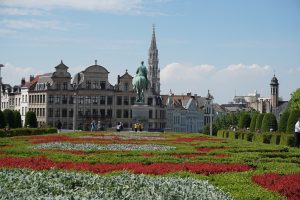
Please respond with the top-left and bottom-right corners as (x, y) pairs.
(217, 130), (295, 147)
(0, 128), (57, 137)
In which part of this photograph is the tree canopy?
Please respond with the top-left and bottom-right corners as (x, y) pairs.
(288, 88), (300, 111)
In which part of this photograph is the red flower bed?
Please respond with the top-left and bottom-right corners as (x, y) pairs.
(173, 153), (206, 158)
(0, 151), (6, 155)
(0, 156), (253, 175)
(196, 147), (226, 152)
(252, 173), (300, 200)
(214, 154), (229, 158)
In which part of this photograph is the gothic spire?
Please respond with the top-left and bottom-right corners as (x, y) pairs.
(150, 24), (157, 50)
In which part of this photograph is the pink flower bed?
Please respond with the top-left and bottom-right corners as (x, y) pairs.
(252, 173), (300, 200)
(0, 156), (253, 175)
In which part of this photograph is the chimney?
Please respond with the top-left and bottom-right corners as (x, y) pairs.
(117, 75), (120, 84)
(21, 78), (25, 86)
(187, 92), (191, 96)
(30, 75), (34, 82)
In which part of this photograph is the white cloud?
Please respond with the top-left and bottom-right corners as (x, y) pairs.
(161, 63), (215, 81)
(0, 0), (143, 14)
(0, 7), (45, 16)
(160, 62), (274, 103)
(0, 19), (64, 30)
(1, 63), (44, 86)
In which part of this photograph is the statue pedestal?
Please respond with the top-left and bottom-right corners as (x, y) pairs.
(131, 104), (149, 131)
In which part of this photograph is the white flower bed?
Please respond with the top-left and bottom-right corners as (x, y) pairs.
(0, 169), (233, 200)
(32, 142), (176, 151)
(80, 135), (164, 140)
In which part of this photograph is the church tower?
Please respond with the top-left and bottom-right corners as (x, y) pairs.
(270, 74), (279, 109)
(148, 25), (160, 95)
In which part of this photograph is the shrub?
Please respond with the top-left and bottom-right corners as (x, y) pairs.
(238, 113), (251, 129)
(261, 113), (278, 132)
(3, 109), (15, 128)
(286, 109), (300, 134)
(13, 110), (22, 128)
(278, 110), (289, 132)
(249, 114), (258, 132)
(25, 111), (38, 128)
(255, 113), (265, 131)
(0, 110), (5, 129)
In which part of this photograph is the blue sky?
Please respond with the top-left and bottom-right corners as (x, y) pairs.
(0, 0), (299, 104)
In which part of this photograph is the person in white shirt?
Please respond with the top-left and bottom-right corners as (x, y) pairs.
(294, 117), (300, 148)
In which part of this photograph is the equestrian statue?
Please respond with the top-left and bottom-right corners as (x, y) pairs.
(132, 61), (148, 103)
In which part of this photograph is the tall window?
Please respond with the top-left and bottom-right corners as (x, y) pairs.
(116, 110), (122, 118)
(149, 110), (153, 119)
(100, 109), (105, 119)
(78, 108), (83, 117)
(92, 81), (98, 89)
(130, 97), (136, 105)
(86, 81), (91, 89)
(69, 109), (73, 117)
(63, 82), (68, 90)
(62, 95), (67, 104)
(62, 109), (67, 117)
(55, 108), (60, 117)
(100, 96), (106, 105)
(48, 95), (53, 104)
(123, 109), (129, 118)
(123, 96), (129, 105)
(54, 95), (60, 104)
(107, 96), (113, 105)
(85, 96), (91, 104)
(48, 108), (53, 117)
(124, 82), (129, 91)
(147, 97), (153, 106)
(117, 96), (122, 105)
(92, 96), (98, 104)
(100, 81), (106, 90)
(79, 96), (84, 104)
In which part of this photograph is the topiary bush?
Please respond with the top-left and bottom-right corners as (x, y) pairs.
(238, 113), (251, 129)
(0, 110), (5, 129)
(261, 113), (278, 132)
(286, 109), (300, 134)
(3, 109), (15, 128)
(255, 113), (265, 132)
(25, 111), (38, 128)
(13, 110), (22, 128)
(278, 110), (289, 132)
(249, 114), (258, 132)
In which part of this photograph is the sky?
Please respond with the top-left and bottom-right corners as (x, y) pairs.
(0, 0), (299, 104)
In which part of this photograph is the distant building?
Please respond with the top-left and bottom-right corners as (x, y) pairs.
(163, 91), (204, 132)
(223, 75), (288, 117)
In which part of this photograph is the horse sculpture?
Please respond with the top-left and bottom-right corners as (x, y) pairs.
(132, 61), (148, 103)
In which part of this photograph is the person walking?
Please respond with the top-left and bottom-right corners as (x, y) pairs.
(56, 120), (62, 133)
(295, 117), (300, 148)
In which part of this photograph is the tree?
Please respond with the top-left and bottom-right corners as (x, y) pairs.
(249, 113), (258, 132)
(238, 113), (251, 129)
(3, 109), (15, 128)
(255, 113), (265, 131)
(13, 110), (22, 128)
(278, 110), (289, 132)
(286, 110), (300, 133)
(0, 110), (5, 128)
(25, 111), (38, 128)
(261, 113), (278, 132)
(288, 88), (300, 111)
(203, 123), (218, 136)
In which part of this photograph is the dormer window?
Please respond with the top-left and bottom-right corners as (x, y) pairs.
(124, 82), (129, 92)
(63, 82), (68, 90)
(86, 81), (91, 89)
(100, 81), (106, 90)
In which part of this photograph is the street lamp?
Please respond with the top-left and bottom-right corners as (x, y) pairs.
(206, 90), (214, 136)
(0, 64), (4, 111)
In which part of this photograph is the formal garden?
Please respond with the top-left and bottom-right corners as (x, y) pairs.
(0, 129), (299, 200)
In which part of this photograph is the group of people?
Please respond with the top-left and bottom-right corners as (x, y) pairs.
(91, 120), (102, 132)
(116, 122), (124, 132)
(133, 122), (144, 132)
